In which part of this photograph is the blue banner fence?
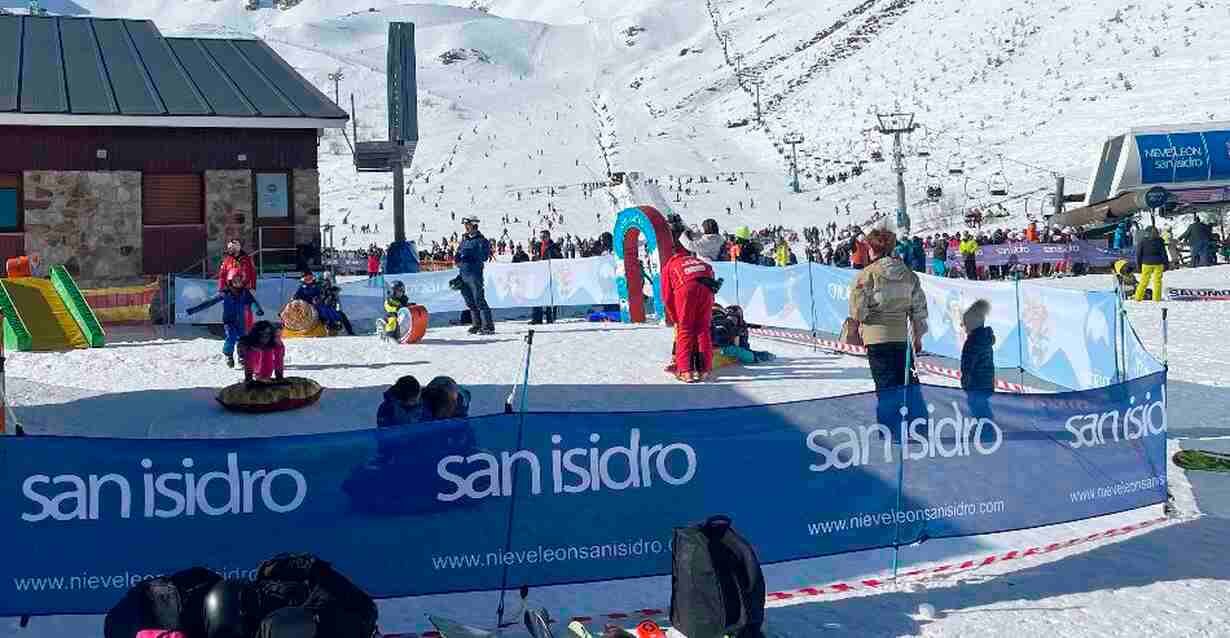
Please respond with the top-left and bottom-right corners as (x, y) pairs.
(1, 370), (1168, 617)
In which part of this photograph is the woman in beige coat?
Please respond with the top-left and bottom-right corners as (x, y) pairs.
(848, 228), (929, 390)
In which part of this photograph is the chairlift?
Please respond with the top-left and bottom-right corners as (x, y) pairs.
(947, 157), (965, 175)
(988, 158), (1010, 197)
(865, 137), (885, 162)
(923, 160), (942, 201)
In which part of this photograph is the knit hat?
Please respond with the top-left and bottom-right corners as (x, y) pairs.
(962, 299), (991, 331)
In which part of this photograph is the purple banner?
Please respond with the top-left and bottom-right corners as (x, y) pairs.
(949, 241), (1132, 268)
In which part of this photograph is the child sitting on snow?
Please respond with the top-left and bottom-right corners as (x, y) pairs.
(711, 305), (775, 365)
(377, 375), (421, 428)
(238, 321), (285, 386)
(960, 299), (995, 392)
(383, 280), (411, 339)
(186, 273), (265, 368)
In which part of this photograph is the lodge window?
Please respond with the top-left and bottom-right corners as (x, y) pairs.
(0, 173), (22, 232)
(255, 172), (293, 221)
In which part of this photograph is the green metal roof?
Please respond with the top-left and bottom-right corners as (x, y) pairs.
(0, 15), (348, 122)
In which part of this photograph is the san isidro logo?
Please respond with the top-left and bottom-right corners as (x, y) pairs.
(806, 402), (1003, 472)
(21, 453), (308, 523)
(436, 428), (697, 501)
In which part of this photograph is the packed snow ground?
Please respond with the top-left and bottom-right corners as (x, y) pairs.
(4, 270), (1230, 637)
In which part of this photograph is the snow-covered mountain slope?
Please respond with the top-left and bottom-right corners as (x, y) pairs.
(58, 0), (1230, 247)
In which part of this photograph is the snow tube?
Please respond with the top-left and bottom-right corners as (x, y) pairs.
(216, 377), (323, 413)
(395, 305), (429, 344)
(280, 300), (319, 333)
(282, 322), (328, 339)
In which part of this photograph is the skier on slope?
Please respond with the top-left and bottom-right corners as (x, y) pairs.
(662, 217), (723, 383)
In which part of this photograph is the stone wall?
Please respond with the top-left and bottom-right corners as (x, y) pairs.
(23, 171), (142, 286)
(293, 169), (321, 251)
(205, 170), (253, 263)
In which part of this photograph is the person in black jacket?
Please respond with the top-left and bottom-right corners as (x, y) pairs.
(530, 230), (563, 324)
(512, 244), (530, 263)
(1133, 226), (1169, 301)
(960, 299), (995, 393)
(456, 217), (495, 334)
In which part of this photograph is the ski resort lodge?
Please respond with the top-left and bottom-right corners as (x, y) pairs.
(0, 14), (348, 285)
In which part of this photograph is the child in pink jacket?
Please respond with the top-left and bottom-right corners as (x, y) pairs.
(238, 321), (285, 384)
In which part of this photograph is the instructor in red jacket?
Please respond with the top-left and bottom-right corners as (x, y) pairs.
(662, 223), (721, 383)
(217, 240), (258, 330)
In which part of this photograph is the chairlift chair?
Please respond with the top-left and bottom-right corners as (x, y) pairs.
(988, 172), (1009, 197)
(947, 158), (965, 175)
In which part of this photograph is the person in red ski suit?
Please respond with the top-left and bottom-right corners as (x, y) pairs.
(662, 246), (717, 383)
(217, 240), (258, 330)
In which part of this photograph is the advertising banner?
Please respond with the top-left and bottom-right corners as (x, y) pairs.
(0, 373), (1166, 616)
(1136, 131), (1230, 184)
(946, 241), (1132, 268)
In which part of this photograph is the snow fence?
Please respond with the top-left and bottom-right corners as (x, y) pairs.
(0, 369), (1167, 616)
(174, 258), (1163, 391)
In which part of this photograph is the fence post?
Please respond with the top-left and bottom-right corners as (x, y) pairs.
(1014, 276), (1026, 387)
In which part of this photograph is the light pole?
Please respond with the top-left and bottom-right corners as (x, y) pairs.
(784, 132), (804, 193)
(875, 112), (917, 235)
(327, 70), (345, 104)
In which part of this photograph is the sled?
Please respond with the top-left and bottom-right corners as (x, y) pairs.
(217, 377), (323, 413)
(1173, 450), (1230, 473)
(398, 305), (429, 344)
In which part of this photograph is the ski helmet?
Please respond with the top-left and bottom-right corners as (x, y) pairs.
(226, 240), (242, 254)
(392, 280), (405, 293)
(203, 578), (252, 638)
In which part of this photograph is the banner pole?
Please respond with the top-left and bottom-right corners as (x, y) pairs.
(806, 263), (818, 352)
(892, 321), (914, 581)
(1162, 307), (1169, 366)
(1014, 276), (1026, 387)
(497, 329), (535, 628)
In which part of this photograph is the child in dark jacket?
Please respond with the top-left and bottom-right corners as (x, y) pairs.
(377, 375), (421, 428)
(383, 280), (411, 339)
(960, 299), (995, 392)
(186, 273), (265, 368)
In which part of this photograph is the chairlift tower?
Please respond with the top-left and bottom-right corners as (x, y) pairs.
(784, 132), (804, 193)
(876, 111), (917, 235)
(327, 70), (344, 104)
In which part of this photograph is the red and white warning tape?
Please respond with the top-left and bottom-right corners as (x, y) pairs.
(750, 327), (1032, 394)
(763, 516), (1168, 603)
(386, 516), (1168, 637)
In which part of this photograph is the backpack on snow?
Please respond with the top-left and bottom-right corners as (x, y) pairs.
(105, 567), (222, 638)
(670, 515), (765, 638)
(255, 553), (377, 638)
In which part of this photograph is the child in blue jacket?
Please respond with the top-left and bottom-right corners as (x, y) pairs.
(960, 299), (995, 392)
(187, 273), (265, 367)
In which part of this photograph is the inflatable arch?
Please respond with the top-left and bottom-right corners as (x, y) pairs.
(613, 206), (676, 323)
